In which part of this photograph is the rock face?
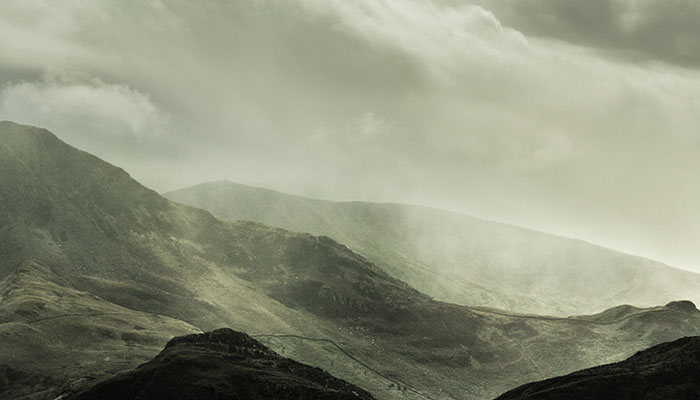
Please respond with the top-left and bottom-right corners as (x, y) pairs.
(496, 334), (700, 400)
(69, 328), (376, 400)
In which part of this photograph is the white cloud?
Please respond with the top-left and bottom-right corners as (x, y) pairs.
(313, 111), (395, 145)
(532, 134), (574, 166)
(0, 69), (168, 139)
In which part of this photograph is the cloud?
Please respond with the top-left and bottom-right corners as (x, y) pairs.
(299, 0), (528, 78)
(465, 0), (700, 67)
(313, 111), (395, 144)
(0, 69), (169, 139)
(532, 134), (574, 166)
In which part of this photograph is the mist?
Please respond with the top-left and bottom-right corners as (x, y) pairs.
(1, 0), (698, 272)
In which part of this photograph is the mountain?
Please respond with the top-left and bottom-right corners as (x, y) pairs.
(495, 334), (700, 400)
(0, 259), (199, 399)
(68, 328), (376, 400)
(165, 181), (700, 316)
(2, 121), (700, 400)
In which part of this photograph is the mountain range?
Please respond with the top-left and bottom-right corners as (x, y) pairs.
(165, 181), (700, 316)
(2, 121), (699, 399)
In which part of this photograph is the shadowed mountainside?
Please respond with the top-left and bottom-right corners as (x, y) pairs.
(164, 181), (700, 316)
(495, 335), (700, 400)
(69, 328), (376, 400)
(2, 121), (700, 400)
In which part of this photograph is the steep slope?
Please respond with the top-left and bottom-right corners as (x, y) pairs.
(69, 328), (376, 400)
(165, 181), (700, 316)
(2, 121), (700, 400)
(0, 259), (200, 399)
(495, 335), (700, 400)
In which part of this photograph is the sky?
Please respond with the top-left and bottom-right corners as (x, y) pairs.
(1, 0), (699, 272)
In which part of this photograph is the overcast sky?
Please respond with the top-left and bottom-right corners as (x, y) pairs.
(1, 0), (699, 272)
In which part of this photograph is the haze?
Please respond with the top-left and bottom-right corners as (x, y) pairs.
(1, 0), (698, 271)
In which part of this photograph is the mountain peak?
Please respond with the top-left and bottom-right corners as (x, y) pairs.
(0, 120), (64, 151)
(665, 300), (698, 313)
(70, 328), (377, 400)
(165, 328), (274, 356)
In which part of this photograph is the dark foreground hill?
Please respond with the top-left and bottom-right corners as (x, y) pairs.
(2, 121), (700, 400)
(69, 328), (375, 400)
(165, 181), (700, 316)
(496, 335), (700, 400)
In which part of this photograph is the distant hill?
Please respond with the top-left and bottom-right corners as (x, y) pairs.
(496, 334), (700, 399)
(68, 328), (376, 400)
(2, 121), (700, 400)
(166, 181), (700, 316)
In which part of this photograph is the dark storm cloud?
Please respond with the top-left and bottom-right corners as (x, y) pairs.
(465, 0), (700, 67)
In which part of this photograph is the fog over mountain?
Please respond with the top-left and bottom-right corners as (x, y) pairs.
(0, 0), (699, 272)
(4, 121), (700, 400)
(166, 181), (700, 316)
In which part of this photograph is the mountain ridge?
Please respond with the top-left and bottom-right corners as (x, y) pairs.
(165, 179), (700, 316)
(178, 179), (685, 268)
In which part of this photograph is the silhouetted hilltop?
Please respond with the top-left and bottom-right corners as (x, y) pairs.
(69, 328), (375, 400)
(496, 335), (700, 400)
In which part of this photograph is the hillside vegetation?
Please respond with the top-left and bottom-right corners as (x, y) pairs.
(2, 121), (700, 399)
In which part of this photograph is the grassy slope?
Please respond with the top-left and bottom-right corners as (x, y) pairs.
(165, 181), (700, 316)
(0, 259), (200, 399)
(1, 121), (700, 399)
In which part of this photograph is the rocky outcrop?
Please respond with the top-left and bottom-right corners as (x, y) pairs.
(69, 328), (376, 400)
